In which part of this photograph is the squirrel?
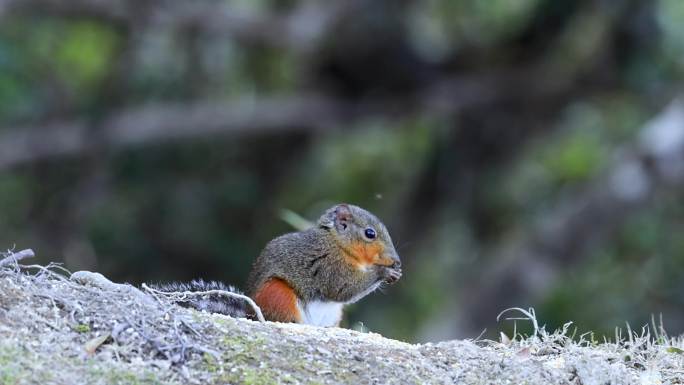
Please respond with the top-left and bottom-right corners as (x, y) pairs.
(153, 204), (402, 327)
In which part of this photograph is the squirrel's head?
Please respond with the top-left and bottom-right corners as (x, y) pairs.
(318, 204), (401, 270)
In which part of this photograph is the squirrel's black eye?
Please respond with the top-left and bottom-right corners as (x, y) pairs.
(364, 228), (376, 239)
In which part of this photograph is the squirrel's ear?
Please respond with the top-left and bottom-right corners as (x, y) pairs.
(335, 204), (352, 220)
(333, 204), (352, 231)
(318, 204), (352, 230)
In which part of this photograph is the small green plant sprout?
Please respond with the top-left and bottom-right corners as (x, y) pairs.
(72, 324), (91, 333)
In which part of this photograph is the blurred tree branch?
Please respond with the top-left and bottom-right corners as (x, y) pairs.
(0, 66), (579, 170)
(0, 0), (616, 171)
(0, 0), (340, 53)
(0, 96), (349, 168)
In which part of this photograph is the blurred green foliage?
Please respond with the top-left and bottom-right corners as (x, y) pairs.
(0, 0), (682, 343)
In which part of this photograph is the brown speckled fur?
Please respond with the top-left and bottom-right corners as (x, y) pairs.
(247, 204), (401, 319)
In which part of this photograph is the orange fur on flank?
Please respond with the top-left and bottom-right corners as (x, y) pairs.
(253, 278), (301, 323)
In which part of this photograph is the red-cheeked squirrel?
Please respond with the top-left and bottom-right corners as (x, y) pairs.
(154, 204), (402, 327)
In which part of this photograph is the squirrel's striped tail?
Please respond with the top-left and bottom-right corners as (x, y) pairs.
(149, 279), (250, 319)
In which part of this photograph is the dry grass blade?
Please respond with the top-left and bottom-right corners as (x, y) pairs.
(84, 333), (111, 355)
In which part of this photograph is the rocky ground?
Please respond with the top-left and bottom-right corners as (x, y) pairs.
(0, 250), (682, 384)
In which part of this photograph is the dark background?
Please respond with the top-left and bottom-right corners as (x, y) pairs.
(1, 0), (683, 342)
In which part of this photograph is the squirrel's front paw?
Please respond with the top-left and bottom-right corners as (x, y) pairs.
(382, 267), (402, 285)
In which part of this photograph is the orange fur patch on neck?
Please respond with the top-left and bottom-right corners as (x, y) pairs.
(253, 278), (301, 323)
(345, 241), (393, 270)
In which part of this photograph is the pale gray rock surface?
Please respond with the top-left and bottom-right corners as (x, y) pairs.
(0, 261), (681, 384)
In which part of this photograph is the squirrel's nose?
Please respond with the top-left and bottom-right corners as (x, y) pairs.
(391, 259), (401, 269)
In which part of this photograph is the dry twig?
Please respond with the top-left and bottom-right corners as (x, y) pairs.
(0, 248), (35, 268)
